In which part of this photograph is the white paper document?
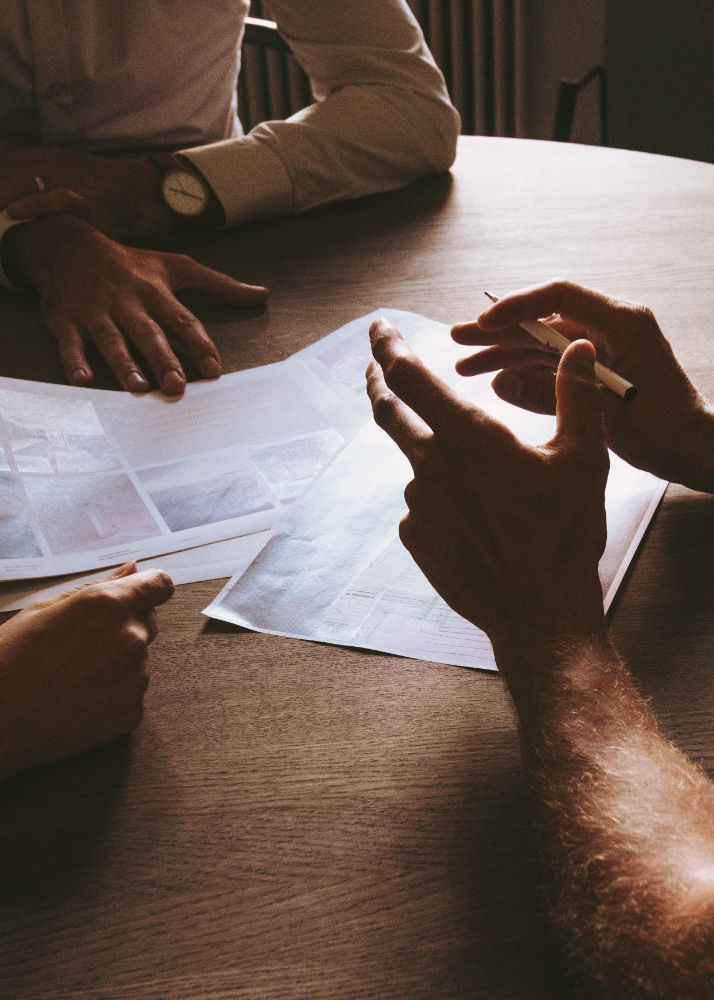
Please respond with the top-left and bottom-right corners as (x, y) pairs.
(206, 314), (667, 672)
(0, 310), (385, 580)
(0, 530), (271, 613)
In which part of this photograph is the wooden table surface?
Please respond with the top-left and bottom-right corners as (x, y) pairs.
(1, 137), (713, 1000)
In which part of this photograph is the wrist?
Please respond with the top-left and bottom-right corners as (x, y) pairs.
(140, 152), (225, 238)
(115, 154), (179, 242)
(491, 606), (609, 725)
(684, 402), (714, 493)
(1, 214), (89, 292)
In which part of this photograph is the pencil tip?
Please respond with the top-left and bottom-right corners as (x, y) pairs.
(483, 290), (498, 303)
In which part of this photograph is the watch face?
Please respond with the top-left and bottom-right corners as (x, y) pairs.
(161, 169), (209, 216)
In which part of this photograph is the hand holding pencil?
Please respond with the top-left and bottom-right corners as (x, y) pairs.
(483, 290), (637, 400)
(451, 280), (714, 492)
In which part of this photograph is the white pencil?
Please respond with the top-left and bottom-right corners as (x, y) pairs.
(484, 291), (638, 401)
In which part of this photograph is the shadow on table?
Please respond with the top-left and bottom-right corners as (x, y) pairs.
(0, 736), (133, 905)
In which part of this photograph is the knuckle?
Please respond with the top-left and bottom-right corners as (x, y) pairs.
(171, 310), (201, 333)
(88, 322), (123, 350)
(630, 303), (656, 328)
(549, 278), (575, 302)
(41, 292), (70, 323)
(382, 352), (416, 390)
(398, 512), (416, 549)
(410, 444), (432, 477)
(403, 479), (418, 507)
(166, 251), (192, 269)
(127, 319), (162, 348)
(371, 392), (398, 428)
(120, 622), (150, 658)
(82, 586), (124, 617)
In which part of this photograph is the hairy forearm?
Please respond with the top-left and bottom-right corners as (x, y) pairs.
(503, 635), (714, 997)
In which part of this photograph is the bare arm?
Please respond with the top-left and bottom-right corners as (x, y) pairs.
(504, 633), (714, 998)
(367, 317), (714, 997)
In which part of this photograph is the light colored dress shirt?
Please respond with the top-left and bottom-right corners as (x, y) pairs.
(0, 0), (460, 227)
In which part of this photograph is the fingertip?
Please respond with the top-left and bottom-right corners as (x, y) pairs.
(154, 572), (175, 606)
(562, 337), (597, 374)
(199, 355), (221, 379)
(472, 308), (499, 331)
(70, 367), (94, 388)
(160, 369), (186, 397)
(132, 568), (175, 609)
(107, 561), (138, 580)
(451, 319), (492, 343)
(450, 323), (468, 343)
(155, 569), (175, 596)
(492, 370), (525, 403)
(125, 370), (151, 393)
(369, 316), (390, 340)
(238, 283), (269, 304)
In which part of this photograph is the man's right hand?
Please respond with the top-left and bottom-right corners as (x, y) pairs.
(4, 214), (268, 396)
(0, 145), (177, 244)
(452, 280), (714, 493)
(0, 563), (174, 782)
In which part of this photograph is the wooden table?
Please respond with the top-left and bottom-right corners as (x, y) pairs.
(1, 137), (713, 1000)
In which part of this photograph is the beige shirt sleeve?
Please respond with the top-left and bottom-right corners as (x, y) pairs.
(181, 0), (460, 227)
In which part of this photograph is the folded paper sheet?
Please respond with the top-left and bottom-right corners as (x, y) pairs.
(206, 312), (667, 671)
(0, 311), (381, 580)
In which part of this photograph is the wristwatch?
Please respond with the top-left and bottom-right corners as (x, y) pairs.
(149, 152), (221, 224)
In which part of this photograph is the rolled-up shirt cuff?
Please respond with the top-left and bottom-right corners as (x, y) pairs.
(180, 133), (295, 227)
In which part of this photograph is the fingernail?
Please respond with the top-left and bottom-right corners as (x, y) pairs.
(126, 371), (149, 392)
(110, 561), (137, 579)
(162, 370), (186, 396)
(369, 317), (389, 341)
(71, 368), (93, 386)
(201, 357), (221, 379)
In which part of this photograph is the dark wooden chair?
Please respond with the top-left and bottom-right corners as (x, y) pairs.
(239, 16), (311, 132)
(553, 65), (608, 145)
(241, 11), (606, 146)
